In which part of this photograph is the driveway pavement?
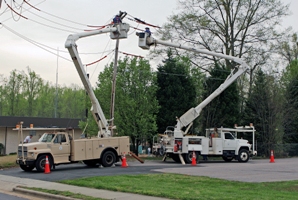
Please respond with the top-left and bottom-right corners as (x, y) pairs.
(153, 158), (298, 182)
(1, 158), (298, 200)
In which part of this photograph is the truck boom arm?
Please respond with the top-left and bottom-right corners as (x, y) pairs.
(65, 24), (129, 137)
(137, 32), (249, 136)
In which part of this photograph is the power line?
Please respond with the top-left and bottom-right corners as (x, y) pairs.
(1, 22), (72, 62)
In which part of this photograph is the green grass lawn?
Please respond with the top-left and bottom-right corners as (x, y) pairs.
(0, 154), (18, 169)
(58, 174), (298, 200)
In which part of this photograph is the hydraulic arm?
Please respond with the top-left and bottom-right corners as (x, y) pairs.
(137, 32), (249, 137)
(65, 23), (129, 137)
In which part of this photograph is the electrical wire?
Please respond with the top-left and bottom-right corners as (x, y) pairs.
(89, 38), (113, 79)
(6, 0), (110, 33)
(24, 0), (112, 28)
(119, 51), (144, 58)
(19, 5), (85, 31)
(1, 0), (46, 23)
(127, 13), (161, 28)
(4, 0), (27, 20)
(1, 22), (72, 62)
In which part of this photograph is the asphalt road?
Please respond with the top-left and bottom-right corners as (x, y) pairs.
(0, 192), (29, 200)
(1, 158), (298, 183)
(0, 160), (185, 182)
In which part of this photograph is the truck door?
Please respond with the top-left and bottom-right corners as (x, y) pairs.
(223, 132), (237, 150)
(51, 134), (70, 163)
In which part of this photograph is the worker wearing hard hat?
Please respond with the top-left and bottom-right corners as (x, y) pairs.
(113, 14), (122, 24)
(145, 27), (151, 37)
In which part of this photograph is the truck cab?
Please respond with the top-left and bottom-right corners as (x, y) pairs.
(16, 129), (73, 172)
(202, 128), (252, 162)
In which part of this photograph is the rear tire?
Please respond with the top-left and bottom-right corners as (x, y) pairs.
(238, 149), (249, 162)
(101, 151), (116, 167)
(20, 164), (35, 172)
(184, 151), (198, 164)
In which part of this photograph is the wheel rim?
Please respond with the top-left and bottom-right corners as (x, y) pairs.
(240, 152), (247, 161)
(188, 153), (192, 161)
(40, 159), (46, 169)
(105, 154), (113, 165)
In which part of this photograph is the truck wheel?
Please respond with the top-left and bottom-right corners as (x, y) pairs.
(222, 156), (233, 162)
(238, 149), (249, 162)
(20, 165), (35, 172)
(184, 151), (198, 164)
(35, 155), (52, 172)
(101, 151), (116, 167)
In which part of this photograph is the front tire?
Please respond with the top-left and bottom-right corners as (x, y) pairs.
(238, 149), (249, 162)
(20, 164), (35, 172)
(101, 151), (116, 167)
(35, 155), (52, 172)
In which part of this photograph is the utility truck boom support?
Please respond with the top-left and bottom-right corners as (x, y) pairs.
(65, 24), (129, 137)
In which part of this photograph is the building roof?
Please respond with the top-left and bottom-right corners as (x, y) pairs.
(0, 116), (81, 129)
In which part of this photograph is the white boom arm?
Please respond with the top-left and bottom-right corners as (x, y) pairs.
(137, 32), (249, 137)
(65, 23), (129, 137)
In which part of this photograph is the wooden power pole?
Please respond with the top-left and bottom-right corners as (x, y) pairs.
(110, 38), (120, 136)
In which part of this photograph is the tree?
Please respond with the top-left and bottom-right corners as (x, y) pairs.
(23, 67), (43, 116)
(81, 57), (159, 154)
(57, 84), (85, 118)
(158, 0), (289, 91)
(116, 58), (159, 153)
(36, 81), (57, 117)
(0, 75), (7, 115)
(0, 68), (87, 119)
(156, 50), (197, 133)
(201, 64), (240, 132)
(5, 70), (24, 116)
(243, 69), (283, 156)
(282, 60), (298, 143)
(276, 33), (298, 65)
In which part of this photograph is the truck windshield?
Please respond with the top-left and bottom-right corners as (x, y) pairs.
(38, 133), (55, 142)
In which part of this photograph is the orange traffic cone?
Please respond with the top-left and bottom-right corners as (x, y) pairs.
(269, 150), (275, 163)
(121, 152), (128, 168)
(191, 151), (196, 166)
(44, 155), (51, 174)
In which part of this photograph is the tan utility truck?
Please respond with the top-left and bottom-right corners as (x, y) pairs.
(16, 12), (131, 172)
(16, 125), (129, 172)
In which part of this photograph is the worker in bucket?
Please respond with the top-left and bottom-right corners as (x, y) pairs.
(145, 27), (151, 37)
(113, 14), (122, 24)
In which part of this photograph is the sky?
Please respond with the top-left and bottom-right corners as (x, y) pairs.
(0, 0), (297, 87)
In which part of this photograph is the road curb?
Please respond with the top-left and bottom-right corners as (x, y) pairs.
(13, 186), (81, 200)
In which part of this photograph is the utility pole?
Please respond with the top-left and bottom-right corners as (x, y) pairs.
(55, 47), (59, 118)
(110, 38), (120, 136)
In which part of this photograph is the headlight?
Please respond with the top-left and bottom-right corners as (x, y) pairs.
(31, 153), (34, 157)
